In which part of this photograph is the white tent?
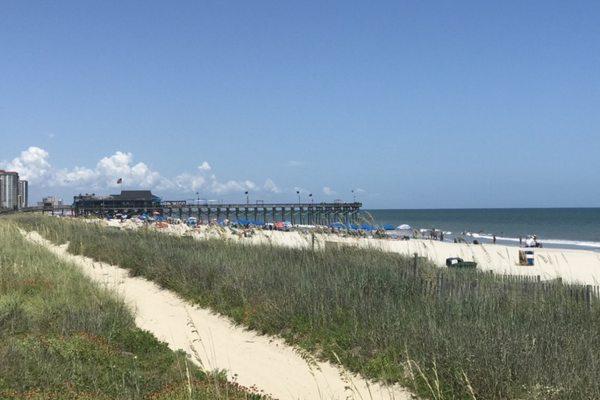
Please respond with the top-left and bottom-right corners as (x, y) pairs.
(396, 224), (412, 230)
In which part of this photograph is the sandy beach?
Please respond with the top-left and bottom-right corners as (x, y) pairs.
(100, 218), (600, 286)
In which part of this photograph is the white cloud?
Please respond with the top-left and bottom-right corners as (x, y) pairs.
(94, 151), (167, 188)
(2, 146), (52, 183)
(198, 161), (212, 171)
(209, 178), (256, 195)
(174, 169), (256, 195)
(2, 147), (307, 199)
(174, 173), (206, 192)
(1, 148), (167, 190)
(54, 166), (98, 187)
(263, 178), (281, 193)
(96, 151), (132, 177)
(323, 186), (336, 196)
(286, 160), (305, 167)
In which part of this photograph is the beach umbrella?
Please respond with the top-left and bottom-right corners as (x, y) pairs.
(361, 224), (375, 231)
(397, 224), (412, 230)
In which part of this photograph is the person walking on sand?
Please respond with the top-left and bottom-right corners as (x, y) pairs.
(493, 234), (497, 244)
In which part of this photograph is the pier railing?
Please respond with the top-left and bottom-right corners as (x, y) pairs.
(154, 202), (362, 226)
(18, 202), (364, 226)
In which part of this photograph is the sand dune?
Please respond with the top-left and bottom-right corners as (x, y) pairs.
(23, 230), (413, 400)
(310, 234), (600, 286)
(102, 219), (600, 286)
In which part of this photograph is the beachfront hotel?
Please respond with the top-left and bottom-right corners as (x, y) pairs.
(0, 170), (28, 210)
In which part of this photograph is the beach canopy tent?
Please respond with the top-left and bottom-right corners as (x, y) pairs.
(274, 221), (286, 230)
(330, 222), (346, 229)
(383, 224), (395, 231)
(349, 223), (360, 230)
(236, 219), (265, 227)
(361, 224), (375, 231)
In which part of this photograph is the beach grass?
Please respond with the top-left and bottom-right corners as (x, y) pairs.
(0, 218), (262, 399)
(11, 214), (600, 400)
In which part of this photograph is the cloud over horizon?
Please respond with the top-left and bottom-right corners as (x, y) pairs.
(1, 146), (279, 198)
(322, 186), (337, 196)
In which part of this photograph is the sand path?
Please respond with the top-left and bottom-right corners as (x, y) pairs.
(23, 230), (413, 400)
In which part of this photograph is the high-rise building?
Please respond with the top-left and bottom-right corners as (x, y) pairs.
(18, 180), (28, 209)
(0, 170), (19, 210)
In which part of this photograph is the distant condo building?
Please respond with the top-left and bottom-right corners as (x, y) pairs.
(0, 171), (29, 210)
(18, 180), (28, 209)
(0, 170), (19, 210)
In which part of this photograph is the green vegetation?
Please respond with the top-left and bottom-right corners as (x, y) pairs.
(0, 219), (261, 400)
(12, 215), (600, 400)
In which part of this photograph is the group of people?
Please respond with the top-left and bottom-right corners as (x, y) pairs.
(523, 235), (543, 248)
(426, 229), (444, 241)
(492, 234), (542, 247)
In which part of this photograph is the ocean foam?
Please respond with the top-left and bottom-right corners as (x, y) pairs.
(464, 232), (600, 249)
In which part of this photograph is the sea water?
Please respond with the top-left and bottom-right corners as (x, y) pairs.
(366, 208), (600, 251)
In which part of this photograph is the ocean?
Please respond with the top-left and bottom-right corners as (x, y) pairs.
(366, 208), (600, 251)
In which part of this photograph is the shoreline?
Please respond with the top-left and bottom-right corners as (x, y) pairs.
(366, 208), (600, 252)
(445, 232), (600, 252)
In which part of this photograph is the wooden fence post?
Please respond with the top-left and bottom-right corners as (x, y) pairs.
(586, 285), (592, 310)
(413, 253), (418, 276)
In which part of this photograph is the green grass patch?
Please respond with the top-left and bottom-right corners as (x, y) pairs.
(0, 219), (262, 399)
(11, 214), (600, 399)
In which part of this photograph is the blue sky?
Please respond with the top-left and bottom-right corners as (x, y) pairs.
(1, 1), (599, 208)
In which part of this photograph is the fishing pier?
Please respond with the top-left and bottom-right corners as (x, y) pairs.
(160, 202), (363, 226)
(30, 202), (363, 225)
(14, 191), (363, 225)
(20, 198), (362, 226)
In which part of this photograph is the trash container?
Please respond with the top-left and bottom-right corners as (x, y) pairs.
(446, 257), (463, 267)
(446, 257), (477, 269)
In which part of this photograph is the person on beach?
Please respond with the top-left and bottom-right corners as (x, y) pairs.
(440, 231), (444, 242)
(519, 236), (523, 246)
(493, 234), (497, 244)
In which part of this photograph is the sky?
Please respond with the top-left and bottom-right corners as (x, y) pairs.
(1, 1), (599, 208)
